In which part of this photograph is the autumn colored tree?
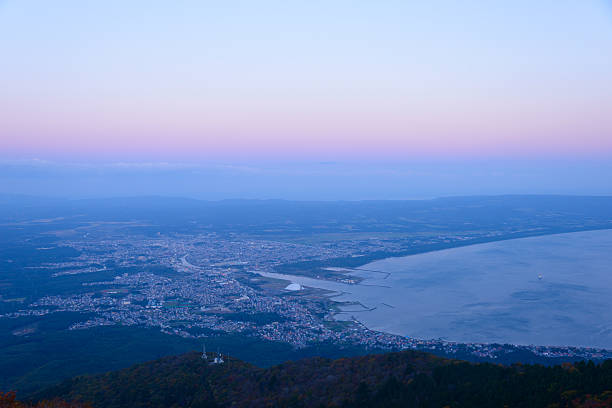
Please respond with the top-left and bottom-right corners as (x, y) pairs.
(0, 391), (91, 408)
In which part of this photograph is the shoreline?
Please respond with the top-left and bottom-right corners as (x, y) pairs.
(261, 228), (612, 352)
(276, 226), (612, 279)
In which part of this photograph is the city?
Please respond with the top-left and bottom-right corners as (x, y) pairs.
(3, 223), (610, 363)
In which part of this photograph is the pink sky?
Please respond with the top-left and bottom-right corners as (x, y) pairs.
(1, 1), (611, 160)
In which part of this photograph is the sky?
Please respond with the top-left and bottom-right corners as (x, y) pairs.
(0, 1), (611, 198)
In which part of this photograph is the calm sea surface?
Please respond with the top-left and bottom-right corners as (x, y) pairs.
(259, 230), (612, 348)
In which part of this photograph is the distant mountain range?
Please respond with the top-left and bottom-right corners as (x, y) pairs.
(21, 350), (612, 408)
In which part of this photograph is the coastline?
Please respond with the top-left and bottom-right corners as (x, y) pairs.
(275, 226), (612, 279)
(260, 228), (612, 351)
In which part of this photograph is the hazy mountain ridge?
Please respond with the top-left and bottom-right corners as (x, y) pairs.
(3, 195), (612, 228)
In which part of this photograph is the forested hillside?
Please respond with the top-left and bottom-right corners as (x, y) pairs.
(22, 351), (612, 408)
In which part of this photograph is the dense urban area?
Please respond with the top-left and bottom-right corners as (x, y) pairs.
(3, 220), (610, 363)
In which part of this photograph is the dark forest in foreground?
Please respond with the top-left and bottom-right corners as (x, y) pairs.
(18, 350), (612, 408)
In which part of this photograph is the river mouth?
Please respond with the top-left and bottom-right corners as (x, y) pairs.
(258, 230), (612, 349)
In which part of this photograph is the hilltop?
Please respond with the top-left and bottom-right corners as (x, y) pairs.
(23, 350), (612, 408)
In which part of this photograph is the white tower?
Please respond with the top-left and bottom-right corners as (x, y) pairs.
(201, 344), (207, 360)
(212, 347), (224, 364)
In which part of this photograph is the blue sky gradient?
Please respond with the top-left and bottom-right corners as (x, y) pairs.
(0, 1), (611, 198)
